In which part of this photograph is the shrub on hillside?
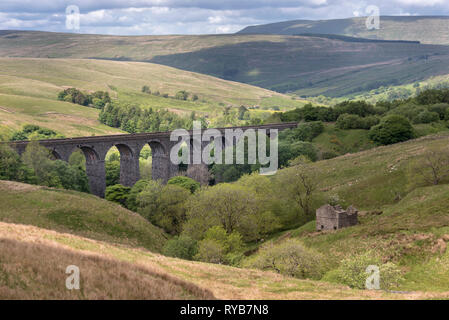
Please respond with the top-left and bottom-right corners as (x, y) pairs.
(413, 110), (440, 124)
(193, 226), (244, 265)
(162, 235), (198, 260)
(168, 176), (200, 193)
(322, 251), (403, 290)
(10, 124), (63, 141)
(183, 184), (278, 242)
(126, 179), (149, 212)
(245, 239), (328, 280)
(0, 145), (35, 183)
(105, 184), (131, 206)
(105, 160), (121, 186)
(369, 115), (415, 145)
(175, 90), (189, 100)
(137, 181), (191, 234)
(336, 114), (379, 130)
(428, 103), (449, 120)
(334, 100), (377, 117)
(278, 141), (317, 167)
(416, 88), (449, 105)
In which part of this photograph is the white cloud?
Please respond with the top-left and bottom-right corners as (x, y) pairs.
(0, 0), (448, 35)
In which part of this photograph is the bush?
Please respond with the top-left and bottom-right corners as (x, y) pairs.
(105, 184), (131, 206)
(246, 239), (328, 280)
(334, 100), (376, 117)
(126, 179), (149, 211)
(194, 239), (226, 264)
(0, 145), (35, 183)
(137, 181), (191, 234)
(413, 110), (440, 124)
(105, 160), (120, 186)
(369, 115), (415, 145)
(322, 251), (403, 290)
(428, 103), (449, 120)
(193, 226), (244, 265)
(183, 184), (277, 242)
(10, 124), (62, 141)
(336, 114), (379, 130)
(167, 176), (200, 193)
(162, 236), (198, 260)
(175, 90), (189, 100)
(278, 141), (317, 167)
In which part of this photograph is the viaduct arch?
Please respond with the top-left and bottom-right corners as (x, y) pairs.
(7, 122), (297, 198)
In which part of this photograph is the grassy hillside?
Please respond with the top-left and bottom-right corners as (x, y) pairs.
(0, 57), (305, 138)
(2, 221), (447, 299)
(0, 180), (167, 252)
(1, 31), (449, 97)
(238, 16), (449, 45)
(1, 135), (449, 298)
(240, 132), (449, 293)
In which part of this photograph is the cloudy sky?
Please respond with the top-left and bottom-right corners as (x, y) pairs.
(0, 0), (448, 35)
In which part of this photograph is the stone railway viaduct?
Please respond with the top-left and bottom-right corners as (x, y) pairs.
(8, 122), (297, 198)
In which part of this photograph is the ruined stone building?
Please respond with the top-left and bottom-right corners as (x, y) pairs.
(316, 204), (358, 231)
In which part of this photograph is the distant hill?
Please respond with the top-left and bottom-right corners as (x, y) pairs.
(1, 31), (449, 98)
(237, 16), (449, 45)
(0, 57), (303, 139)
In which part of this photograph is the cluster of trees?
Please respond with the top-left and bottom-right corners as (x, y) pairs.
(103, 156), (321, 266)
(10, 124), (64, 141)
(277, 89), (449, 146)
(0, 142), (89, 192)
(210, 121), (323, 183)
(99, 103), (197, 133)
(141, 86), (199, 101)
(58, 88), (111, 109)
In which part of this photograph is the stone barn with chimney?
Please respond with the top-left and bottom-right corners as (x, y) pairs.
(316, 204), (358, 231)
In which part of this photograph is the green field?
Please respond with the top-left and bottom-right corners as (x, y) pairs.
(0, 58), (305, 138)
(0, 180), (167, 252)
(2, 31), (449, 97)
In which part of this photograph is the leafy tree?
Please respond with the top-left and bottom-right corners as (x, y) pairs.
(334, 100), (376, 117)
(428, 103), (449, 120)
(194, 226), (244, 265)
(369, 115), (415, 145)
(168, 176), (200, 193)
(246, 239), (328, 280)
(137, 182), (190, 234)
(277, 156), (318, 219)
(413, 110), (440, 124)
(10, 125), (62, 141)
(183, 184), (266, 241)
(162, 235), (198, 260)
(416, 88), (449, 105)
(21, 141), (60, 187)
(322, 251), (403, 290)
(126, 179), (149, 211)
(105, 184), (131, 206)
(0, 145), (35, 183)
(336, 114), (379, 130)
(105, 160), (120, 186)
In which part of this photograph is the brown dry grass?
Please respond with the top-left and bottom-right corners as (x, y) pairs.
(1, 222), (448, 300)
(0, 234), (214, 300)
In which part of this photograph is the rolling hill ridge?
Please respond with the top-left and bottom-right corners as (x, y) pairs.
(238, 16), (449, 45)
(1, 31), (449, 97)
